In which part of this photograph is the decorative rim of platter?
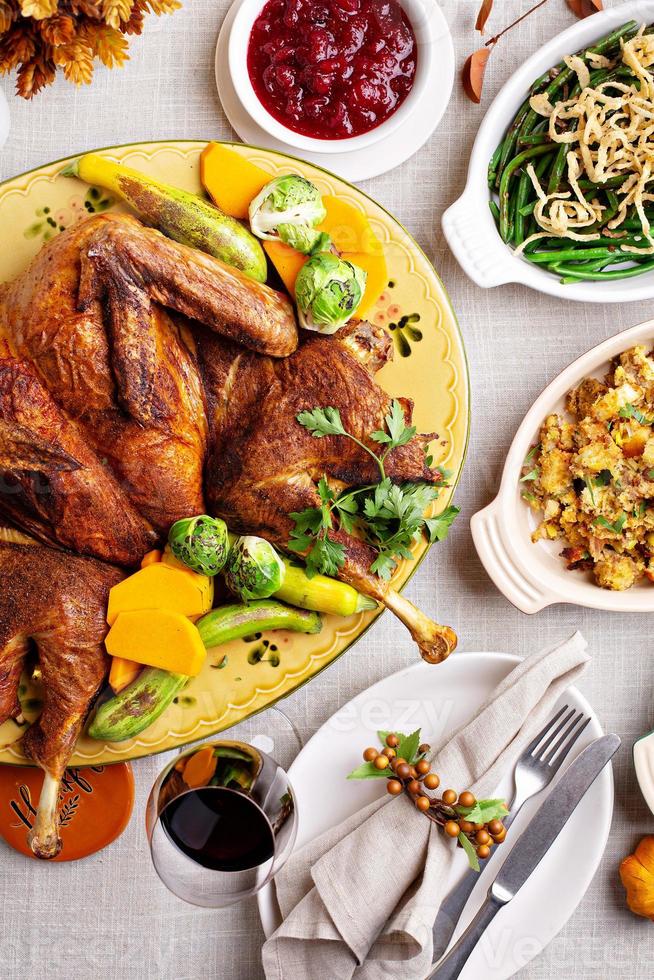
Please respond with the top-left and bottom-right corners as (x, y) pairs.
(0, 140), (470, 766)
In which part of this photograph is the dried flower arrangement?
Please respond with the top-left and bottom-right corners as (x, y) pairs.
(0, 0), (181, 99)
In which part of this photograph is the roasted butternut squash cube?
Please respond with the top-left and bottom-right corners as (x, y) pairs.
(109, 657), (142, 693)
(105, 609), (207, 676)
(343, 250), (389, 318)
(318, 196), (383, 255)
(106, 563), (213, 626)
(263, 240), (307, 295)
(200, 143), (270, 219)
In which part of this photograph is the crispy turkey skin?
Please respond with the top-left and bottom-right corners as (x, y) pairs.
(0, 215), (457, 858)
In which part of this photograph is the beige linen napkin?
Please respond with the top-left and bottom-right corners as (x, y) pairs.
(262, 631), (590, 980)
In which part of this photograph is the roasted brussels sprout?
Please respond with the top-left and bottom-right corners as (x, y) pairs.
(295, 252), (367, 333)
(248, 174), (327, 254)
(224, 535), (286, 601)
(168, 515), (229, 576)
(278, 223), (331, 255)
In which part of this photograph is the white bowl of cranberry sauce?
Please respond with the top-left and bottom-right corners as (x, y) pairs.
(229, 0), (438, 152)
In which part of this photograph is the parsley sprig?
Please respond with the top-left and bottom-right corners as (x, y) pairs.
(289, 402), (459, 579)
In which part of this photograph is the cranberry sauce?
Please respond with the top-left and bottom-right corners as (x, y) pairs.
(247, 0), (417, 140)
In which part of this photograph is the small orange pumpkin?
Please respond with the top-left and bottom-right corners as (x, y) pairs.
(620, 836), (654, 920)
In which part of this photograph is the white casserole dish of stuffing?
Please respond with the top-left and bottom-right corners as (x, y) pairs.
(471, 317), (654, 613)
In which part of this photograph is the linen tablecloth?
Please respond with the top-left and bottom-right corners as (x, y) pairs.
(1, 1), (653, 977)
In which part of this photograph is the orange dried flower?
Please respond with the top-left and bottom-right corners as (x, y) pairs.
(83, 21), (128, 66)
(19, 0), (57, 20)
(0, 23), (35, 68)
(40, 13), (75, 45)
(0, 1), (16, 33)
(101, 0), (132, 29)
(52, 37), (93, 83)
(144, 0), (181, 13)
(70, 0), (103, 16)
(15, 50), (54, 96)
(1, 0), (177, 95)
(475, 0), (493, 33)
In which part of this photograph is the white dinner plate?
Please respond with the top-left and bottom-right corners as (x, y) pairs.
(214, 0), (454, 182)
(257, 650), (613, 978)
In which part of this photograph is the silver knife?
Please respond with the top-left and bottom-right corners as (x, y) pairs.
(428, 733), (620, 980)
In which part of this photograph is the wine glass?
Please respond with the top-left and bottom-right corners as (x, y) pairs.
(146, 716), (299, 908)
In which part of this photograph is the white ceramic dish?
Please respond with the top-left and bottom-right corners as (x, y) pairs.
(257, 651), (613, 979)
(228, 0), (439, 154)
(216, 0), (453, 179)
(471, 318), (654, 614)
(442, 0), (654, 304)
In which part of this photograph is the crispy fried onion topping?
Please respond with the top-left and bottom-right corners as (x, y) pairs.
(526, 27), (654, 249)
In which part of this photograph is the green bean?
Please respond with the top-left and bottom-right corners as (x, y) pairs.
(551, 258), (654, 280)
(495, 100), (532, 188)
(547, 144), (568, 195)
(492, 19), (645, 277)
(526, 236), (652, 262)
(488, 143), (503, 189)
(577, 174), (629, 190)
(525, 247), (618, 264)
(586, 21), (640, 56)
(622, 214), (654, 230)
(499, 144), (553, 242)
(514, 168), (531, 244)
(551, 254), (624, 283)
(551, 265), (582, 284)
(519, 133), (553, 145)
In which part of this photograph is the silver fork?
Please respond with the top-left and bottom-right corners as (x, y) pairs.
(431, 705), (591, 961)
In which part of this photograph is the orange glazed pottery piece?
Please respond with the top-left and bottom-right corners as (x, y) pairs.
(0, 762), (134, 861)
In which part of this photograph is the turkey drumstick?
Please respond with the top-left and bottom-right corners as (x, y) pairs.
(0, 538), (122, 858)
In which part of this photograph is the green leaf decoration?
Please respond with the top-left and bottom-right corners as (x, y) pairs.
(346, 761), (392, 780)
(456, 798), (509, 824)
(458, 831), (480, 872)
(374, 729), (424, 765)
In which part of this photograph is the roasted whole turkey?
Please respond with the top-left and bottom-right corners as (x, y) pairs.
(0, 213), (456, 858)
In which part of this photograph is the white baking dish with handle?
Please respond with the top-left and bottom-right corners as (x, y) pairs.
(443, 0), (654, 303)
(471, 318), (654, 613)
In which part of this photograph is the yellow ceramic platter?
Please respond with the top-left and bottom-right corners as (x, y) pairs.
(0, 140), (469, 766)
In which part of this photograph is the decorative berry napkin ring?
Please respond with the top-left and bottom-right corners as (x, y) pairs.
(347, 729), (508, 870)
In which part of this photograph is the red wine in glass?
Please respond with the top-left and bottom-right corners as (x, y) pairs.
(146, 738), (298, 907)
(161, 787), (275, 872)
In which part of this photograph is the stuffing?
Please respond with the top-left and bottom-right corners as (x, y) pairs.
(522, 345), (654, 591)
